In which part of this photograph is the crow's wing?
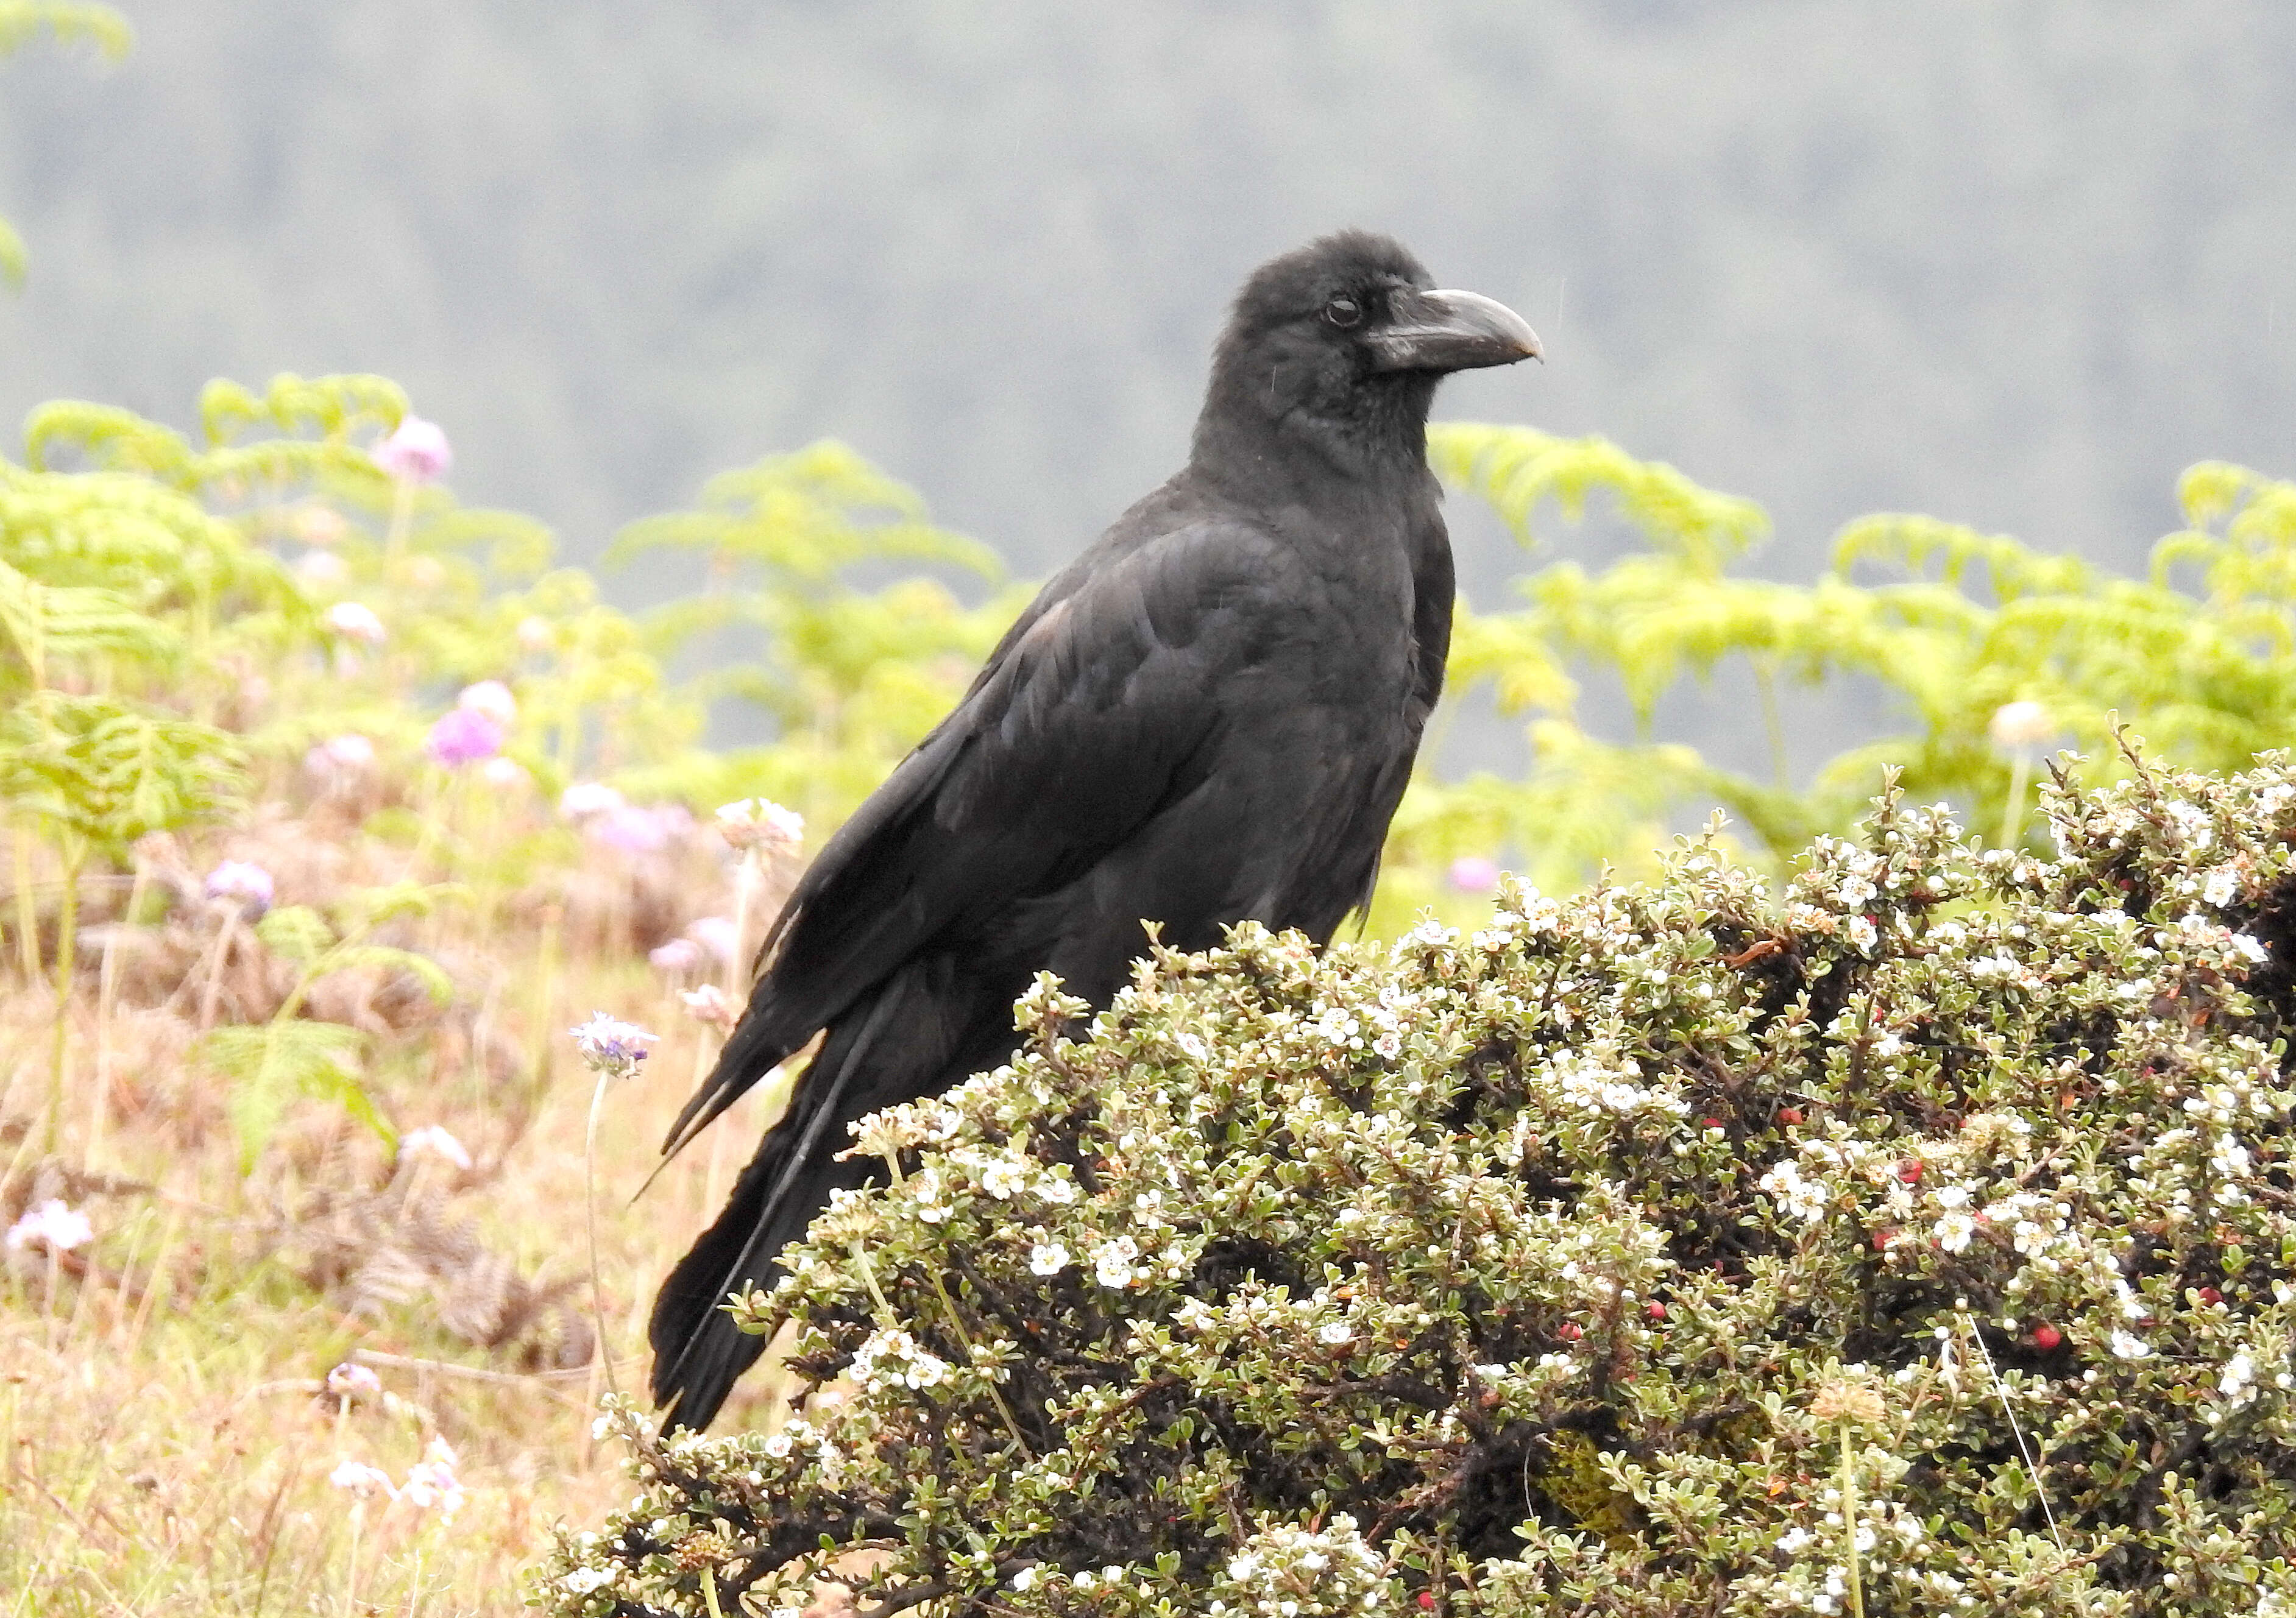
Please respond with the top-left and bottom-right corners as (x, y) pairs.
(662, 515), (1297, 1153)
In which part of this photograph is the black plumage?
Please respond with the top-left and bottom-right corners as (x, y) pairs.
(648, 230), (1540, 1429)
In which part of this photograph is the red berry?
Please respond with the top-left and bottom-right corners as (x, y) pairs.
(1777, 1107), (1804, 1125)
(1897, 1159), (1923, 1183)
(1418, 1595), (1436, 1611)
(2199, 1286), (2223, 1306)
(1703, 1117), (1726, 1131)
(1872, 1229), (1897, 1251)
(2032, 1324), (2062, 1351)
(1646, 1301), (1667, 1320)
(1559, 1322), (1583, 1341)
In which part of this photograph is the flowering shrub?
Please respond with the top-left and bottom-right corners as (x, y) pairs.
(548, 754), (2296, 1616)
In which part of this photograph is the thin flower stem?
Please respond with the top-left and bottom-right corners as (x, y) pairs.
(1838, 1423), (1864, 1618)
(1999, 749), (2033, 850)
(585, 1071), (623, 1404)
(1960, 1311), (2066, 1554)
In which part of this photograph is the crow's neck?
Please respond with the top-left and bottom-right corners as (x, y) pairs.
(1188, 370), (1440, 512)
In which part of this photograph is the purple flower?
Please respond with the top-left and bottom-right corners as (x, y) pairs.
(687, 915), (740, 965)
(1448, 855), (1502, 894)
(372, 415), (452, 484)
(425, 707), (505, 768)
(204, 860), (275, 916)
(649, 937), (703, 975)
(569, 1012), (657, 1081)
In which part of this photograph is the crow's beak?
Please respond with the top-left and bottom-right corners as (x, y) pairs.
(1367, 287), (1543, 373)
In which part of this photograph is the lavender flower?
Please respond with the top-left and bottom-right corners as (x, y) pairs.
(649, 937), (704, 975)
(5, 1199), (91, 1254)
(400, 1436), (465, 1520)
(325, 1361), (383, 1397)
(715, 797), (806, 852)
(1449, 855), (1501, 894)
(425, 707), (505, 768)
(328, 1459), (395, 1499)
(323, 601), (386, 645)
(204, 860), (275, 916)
(686, 915), (740, 966)
(570, 1012), (657, 1081)
(590, 802), (692, 855)
(372, 415), (452, 484)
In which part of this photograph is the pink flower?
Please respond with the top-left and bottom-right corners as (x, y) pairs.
(686, 916), (740, 965)
(5, 1199), (91, 1253)
(650, 937), (704, 975)
(715, 798), (806, 852)
(204, 860), (275, 915)
(590, 802), (692, 855)
(425, 707), (504, 768)
(1448, 855), (1502, 894)
(456, 680), (517, 726)
(372, 415), (452, 484)
(323, 601), (386, 645)
(680, 983), (737, 1031)
(558, 782), (626, 822)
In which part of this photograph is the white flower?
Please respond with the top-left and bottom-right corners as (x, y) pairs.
(2220, 1352), (2257, 1399)
(400, 1455), (465, 1521)
(1989, 701), (2053, 750)
(1028, 1242), (1071, 1277)
(1844, 914), (1878, 952)
(1036, 1173), (1078, 1205)
(456, 679), (517, 724)
(329, 1459), (395, 1499)
(398, 1125), (473, 1171)
(6, 1199), (92, 1253)
(1317, 1321), (1354, 1346)
(1776, 1525), (1815, 1555)
(1091, 1235), (1141, 1288)
(980, 1157), (1029, 1200)
(1932, 1212), (1976, 1253)
(2203, 867), (2242, 907)
(2111, 1329), (2152, 1361)
(557, 782), (626, 821)
(323, 601), (386, 645)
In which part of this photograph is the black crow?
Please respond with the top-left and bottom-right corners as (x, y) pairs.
(650, 230), (1540, 1429)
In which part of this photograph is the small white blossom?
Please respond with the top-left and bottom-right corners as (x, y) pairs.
(6, 1199), (91, 1253)
(1029, 1242), (1071, 1276)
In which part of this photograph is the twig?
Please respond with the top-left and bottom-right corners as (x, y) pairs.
(1960, 1311), (2067, 1554)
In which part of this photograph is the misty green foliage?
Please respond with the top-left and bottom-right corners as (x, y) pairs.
(0, 376), (1019, 1165)
(606, 439), (1029, 826)
(548, 758), (2296, 1617)
(1378, 424), (2296, 928)
(0, 1), (128, 286)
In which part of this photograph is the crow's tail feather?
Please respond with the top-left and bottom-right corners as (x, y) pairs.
(647, 971), (934, 1431)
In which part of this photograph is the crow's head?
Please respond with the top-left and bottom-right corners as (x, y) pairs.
(1200, 230), (1540, 471)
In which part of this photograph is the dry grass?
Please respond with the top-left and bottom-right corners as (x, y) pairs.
(0, 804), (801, 1616)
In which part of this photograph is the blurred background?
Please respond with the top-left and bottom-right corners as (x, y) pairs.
(5, 1), (2294, 604)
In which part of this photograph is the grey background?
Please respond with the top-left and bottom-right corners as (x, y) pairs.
(5, 2), (2293, 774)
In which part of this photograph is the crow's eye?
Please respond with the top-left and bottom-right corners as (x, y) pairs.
(1321, 294), (1364, 330)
